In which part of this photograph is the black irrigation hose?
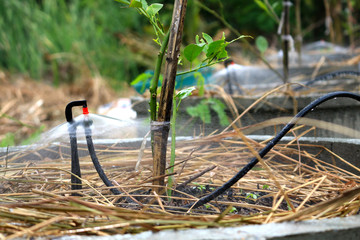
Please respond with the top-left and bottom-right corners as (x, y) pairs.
(184, 91), (360, 209)
(294, 70), (360, 91)
(66, 100), (87, 191)
(83, 122), (122, 195)
(69, 123), (82, 191)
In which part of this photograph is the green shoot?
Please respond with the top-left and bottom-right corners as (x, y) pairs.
(167, 87), (196, 200)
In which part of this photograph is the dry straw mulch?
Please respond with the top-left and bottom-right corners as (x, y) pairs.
(1, 126), (360, 239)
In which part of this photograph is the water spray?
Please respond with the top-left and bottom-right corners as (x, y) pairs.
(66, 100), (121, 195)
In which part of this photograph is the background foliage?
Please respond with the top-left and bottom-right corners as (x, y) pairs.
(0, 0), (359, 89)
(0, 0), (145, 89)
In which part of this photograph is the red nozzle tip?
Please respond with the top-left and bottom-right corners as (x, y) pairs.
(83, 107), (89, 115)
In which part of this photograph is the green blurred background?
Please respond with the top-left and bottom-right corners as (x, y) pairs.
(0, 0), (359, 90)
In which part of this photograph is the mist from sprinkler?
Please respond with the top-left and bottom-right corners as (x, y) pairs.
(65, 100), (122, 195)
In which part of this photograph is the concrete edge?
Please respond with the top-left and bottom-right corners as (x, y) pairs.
(54, 215), (360, 240)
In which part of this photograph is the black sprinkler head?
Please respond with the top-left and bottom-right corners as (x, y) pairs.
(65, 100), (88, 123)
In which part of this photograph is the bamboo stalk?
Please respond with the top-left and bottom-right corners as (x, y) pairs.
(152, 0), (188, 191)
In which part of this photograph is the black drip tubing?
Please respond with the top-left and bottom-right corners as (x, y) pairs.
(69, 123), (82, 191)
(184, 91), (360, 209)
(83, 121), (122, 195)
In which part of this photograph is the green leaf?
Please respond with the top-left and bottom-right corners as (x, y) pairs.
(272, 1), (280, 10)
(246, 193), (258, 200)
(254, 0), (279, 22)
(254, 0), (273, 18)
(146, 3), (163, 16)
(141, 0), (149, 9)
(0, 133), (15, 147)
(206, 40), (223, 56)
(195, 35), (200, 44)
(186, 102), (211, 124)
(254, 0), (268, 12)
(130, 72), (152, 85)
(184, 44), (204, 62)
(129, 0), (147, 9)
(202, 32), (213, 44)
(216, 48), (228, 59)
(206, 39), (227, 60)
(115, 0), (130, 5)
(129, 0), (142, 8)
(208, 98), (229, 127)
(255, 35), (268, 54)
(229, 207), (237, 213)
(176, 86), (195, 101)
(196, 42), (206, 48)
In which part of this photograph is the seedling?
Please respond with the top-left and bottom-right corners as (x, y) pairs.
(246, 193), (258, 200)
(229, 206), (238, 214)
(193, 182), (206, 192)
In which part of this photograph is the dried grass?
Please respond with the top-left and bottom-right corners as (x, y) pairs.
(1, 126), (360, 239)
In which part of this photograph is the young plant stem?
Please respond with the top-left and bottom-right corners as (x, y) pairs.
(167, 94), (177, 199)
(152, 0), (188, 192)
(194, 0), (284, 81)
(149, 30), (171, 121)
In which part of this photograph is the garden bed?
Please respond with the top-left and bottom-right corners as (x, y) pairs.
(1, 132), (360, 239)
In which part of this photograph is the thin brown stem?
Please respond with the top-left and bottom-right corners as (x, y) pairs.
(152, 0), (188, 191)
